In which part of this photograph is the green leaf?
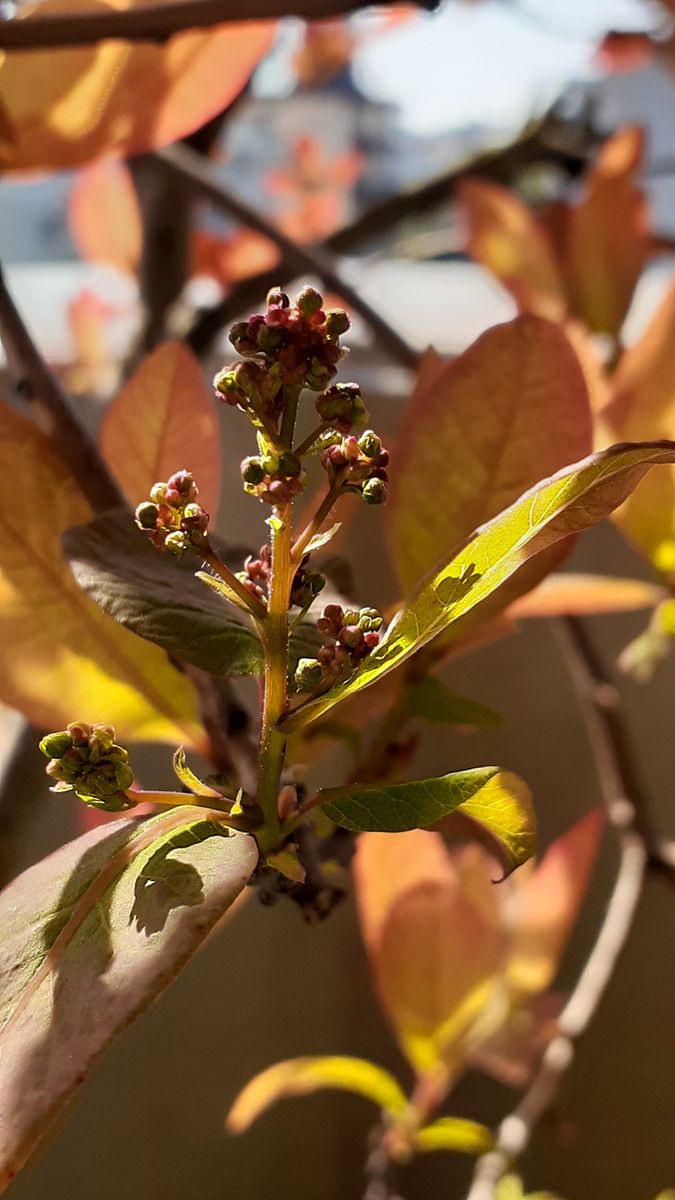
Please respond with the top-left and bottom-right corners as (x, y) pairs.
(406, 676), (502, 728)
(63, 512), (322, 679)
(283, 439), (675, 732)
(227, 1056), (407, 1133)
(413, 1116), (494, 1156)
(318, 768), (535, 875)
(173, 747), (222, 797)
(0, 808), (257, 1188)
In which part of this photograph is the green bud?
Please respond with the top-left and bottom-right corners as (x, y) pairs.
(358, 607), (383, 631)
(358, 430), (382, 460)
(325, 309), (350, 337)
(165, 531), (188, 555)
(294, 657), (323, 692)
(241, 457), (266, 486)
(278, 451), (302, 478)
(39, 730), (72, 758)
(149, 482), (168, 504)
(267, 287), (289, 309)
(362, 478), (387, 505)
(135, 502), (159, 530)
(261, 452), (281, 476)
(296, 286), (323, 317)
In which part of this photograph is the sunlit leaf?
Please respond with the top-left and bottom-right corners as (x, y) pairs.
(435, 773), (536, 880)
(567, 125), (647, 337)
(405, 676), (502, 728)
(603, 281), (675, 563)
(0, 5), (275, 170)
(100, 342), (221, 514)
(0, 402), (200, 745)
(413, 1117), (494, 1155)
(507, 573), (665, 619)
(190, 228), (280, 289)
(507, 809), (604, 996)
(0, 808), (257, 1187)
(227, 1056), (407, 1133)
(284, 439), (675, 732)
(354, 833), (506, 1072)
(68, 160), (142, 274)
(457, 180), (566, 320)
(319, 768), (534, 877)
(389, 315), (592, 591)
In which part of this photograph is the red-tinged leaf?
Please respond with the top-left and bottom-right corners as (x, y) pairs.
(0, 400), (201, 746)
(388, 315), (592, 592)
(506, 810), (604, 997)
(457, 179), (567, 321)
(602, 281), (675, 562)
(354, 833), (506, 1072)
(508, 573), (665, 619)
(0, 5), (275, 171)
(191, 228), (280, 289)
(594, 31), (656, 74)
(0, 809), (257, 1189)
(100, 341), (221, 513)
(566, 125), (648, 337)
(469, 992), (564, 1088)
(68, 160), (142, 274)
(65, 288), (122, 396)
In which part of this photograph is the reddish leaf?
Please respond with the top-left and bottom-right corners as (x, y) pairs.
(388, 315), (592, 592)
(0, 5), (275, 170)
(68, 160), (142, 274)
(566, 125), (648, 337)
(508, 573), (665, 619)
(457, 179), (567, 321)
(594, 31), (656, 74)
(100, 341), (221, 513)
(191, 228), (280, 289)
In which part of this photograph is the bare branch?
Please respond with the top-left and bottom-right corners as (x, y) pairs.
(0, 0), (437, 51)
(155, 142), (420, 371)
(466, 615), (651, 1199)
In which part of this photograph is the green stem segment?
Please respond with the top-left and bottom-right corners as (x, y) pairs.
(256, 503), (293, 852)
(291, 484), (342, 562)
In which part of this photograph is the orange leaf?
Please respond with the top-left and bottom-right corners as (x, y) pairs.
(388, 315), (592, 592)
(507, 810), (604, 997)
(0, 3), (275, 171)
(190, 228), (280, 289)
(68, 160), (142, 274)
(566, 125), (648, 337)
(603, 280), (675, 562)
(457, 178), (567, 321)
(100, 341), (221, 514)
(0, 400), (201, 745)
(354, 833), (506, 1073)
(508, 573), (665, 619)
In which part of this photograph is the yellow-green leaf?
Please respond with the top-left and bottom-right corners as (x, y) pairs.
(413, 1116), (494, 1156)
(0, 402), (201, 745)
(283, 439), (675, 733)
(227, 1057), (407, 1133)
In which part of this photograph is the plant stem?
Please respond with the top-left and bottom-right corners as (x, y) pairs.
(291, 485), (342, 562)
(295, 423), (329, 459)
(202, 545), (268, 620)
(255, 503), (293, 851)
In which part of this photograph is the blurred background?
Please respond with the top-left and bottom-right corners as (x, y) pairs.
(1, 0), (675, 1197)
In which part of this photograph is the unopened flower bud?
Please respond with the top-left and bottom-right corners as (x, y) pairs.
(181, 503), (209, 535)
(167, 470), (197, 501)
(241, 457), (266, 486)
(150, 482), (168, 504)
(339, 624), (364, 650)
(165, 531), (188, 555)
(39, 730), (72, 758)
(294, 657), (323, 692)
(267, 287), (290, 309)
(296, 286), (323, 317)
(278, 451), (302, 478)
(362, 478), (388, 505)
(135, 501), (159, 530)
(358, 430), (382, 460)
(325, 309), (350, 338)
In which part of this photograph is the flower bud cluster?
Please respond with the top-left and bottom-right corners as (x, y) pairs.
(135, 470), (209, 555)
(223, 285), (349, 396)
(320, 429), (389, 505)
(236, 543), (272, 603)
(315, 382), (367, 434)
(294, 603), (384, 692)
(240, 450), (306, 505)
(290, 557), (326, 609)
(39, 722), (136, 811)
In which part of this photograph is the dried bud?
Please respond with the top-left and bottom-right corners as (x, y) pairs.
(362, 478), (388, 505)
(294, 657), (323, 692)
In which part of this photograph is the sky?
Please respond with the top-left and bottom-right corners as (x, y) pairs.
(258, 0), (662, 137)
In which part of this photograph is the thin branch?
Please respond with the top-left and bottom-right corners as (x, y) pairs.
(185, 122), (587, 357)
(0, 0), (437, 51)
(0, 267), (125, 512)
(155, 142), (420, 371)
(466, 615), (651, 1200)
